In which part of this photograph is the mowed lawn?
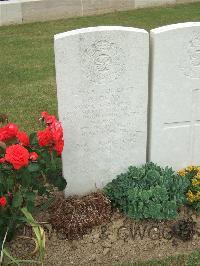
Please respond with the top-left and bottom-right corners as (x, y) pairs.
(0, 2), (200, 132)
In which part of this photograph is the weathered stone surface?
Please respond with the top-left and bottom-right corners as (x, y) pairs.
(176, 0), (200, 3)
(0, 1), (22, 26)
(82, 0), (135, 16)
(135, 0), (175, 8)
(54, 26), (149, 196)
(149, 22), (200, 170)
(21, 0), (82, 22)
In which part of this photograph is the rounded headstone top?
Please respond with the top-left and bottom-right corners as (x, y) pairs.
(54, 26), (148, 40)
(151, 22), (200, 34)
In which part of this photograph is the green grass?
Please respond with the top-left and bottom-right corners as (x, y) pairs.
(0, 2), (200, 132)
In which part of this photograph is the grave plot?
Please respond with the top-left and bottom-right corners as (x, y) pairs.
(1, 20), (200, 266)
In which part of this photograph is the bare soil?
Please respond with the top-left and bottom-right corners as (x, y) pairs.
(6, 192), (200, 266)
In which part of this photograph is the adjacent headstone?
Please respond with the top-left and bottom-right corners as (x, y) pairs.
(54, 26), (149, 196)
(149, 22), (200, 170)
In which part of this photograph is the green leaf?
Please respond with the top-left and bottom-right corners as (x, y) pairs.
(6, 178), (14, 191)
(29, 132), (38, 146)
(12, 192), (23, 208)
(24, 191), (35, 201)
(21, 207), (45, 263)
(21, 174), (32, 187)
(27, 163), (40, 173)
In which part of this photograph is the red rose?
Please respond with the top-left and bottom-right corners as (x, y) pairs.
(0, 196), (7, 207)
(5, 144), (30, 170)
(29, 152), (38, 161)
(51, 124), (63, 142)
(50, 121), (62, 135)
(51, 121), (64, 155)
(17, 131), (30, 146)
(37, 127), (53, 147)
(41, 112), (56, 125)
(54, 139), (64, 155)
(0, 158), (5, 163)
(38, 113), (64, 155)
(0, 123), (18, 142)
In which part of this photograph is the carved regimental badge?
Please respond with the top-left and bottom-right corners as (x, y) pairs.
(180, 33), (200, 79)
(81, 40), (125, 84)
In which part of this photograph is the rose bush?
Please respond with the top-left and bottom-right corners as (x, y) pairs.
(0, 112), (66, 241)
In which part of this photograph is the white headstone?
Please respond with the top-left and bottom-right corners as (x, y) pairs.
(54, 26), (149, 196)
(149, 22), (200, 170)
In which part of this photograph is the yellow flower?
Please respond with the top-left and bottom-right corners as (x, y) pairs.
(196, 191), (200, 198)
(177, 169), (186, 176)
(192, 178), (200, 186)
(196, 172), (200, 179)
(178, 165), (200, 177)
(187, 190), (200, 203)
(187, 190), (195, 203)
(178, 166), (200, 204)
(186, 166), (194, 172)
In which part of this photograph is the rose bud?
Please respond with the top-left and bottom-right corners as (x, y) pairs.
(0, 157), (5, 163)
(0, 196), (7, 207)
(29, 152), (38, 161)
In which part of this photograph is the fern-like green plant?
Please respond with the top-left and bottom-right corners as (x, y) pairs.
(104, 162), (190, 220)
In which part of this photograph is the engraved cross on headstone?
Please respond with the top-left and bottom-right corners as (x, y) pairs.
(164, 89), (200, 161)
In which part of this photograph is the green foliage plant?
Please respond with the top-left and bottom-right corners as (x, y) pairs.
(104, 162), (190, 220)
